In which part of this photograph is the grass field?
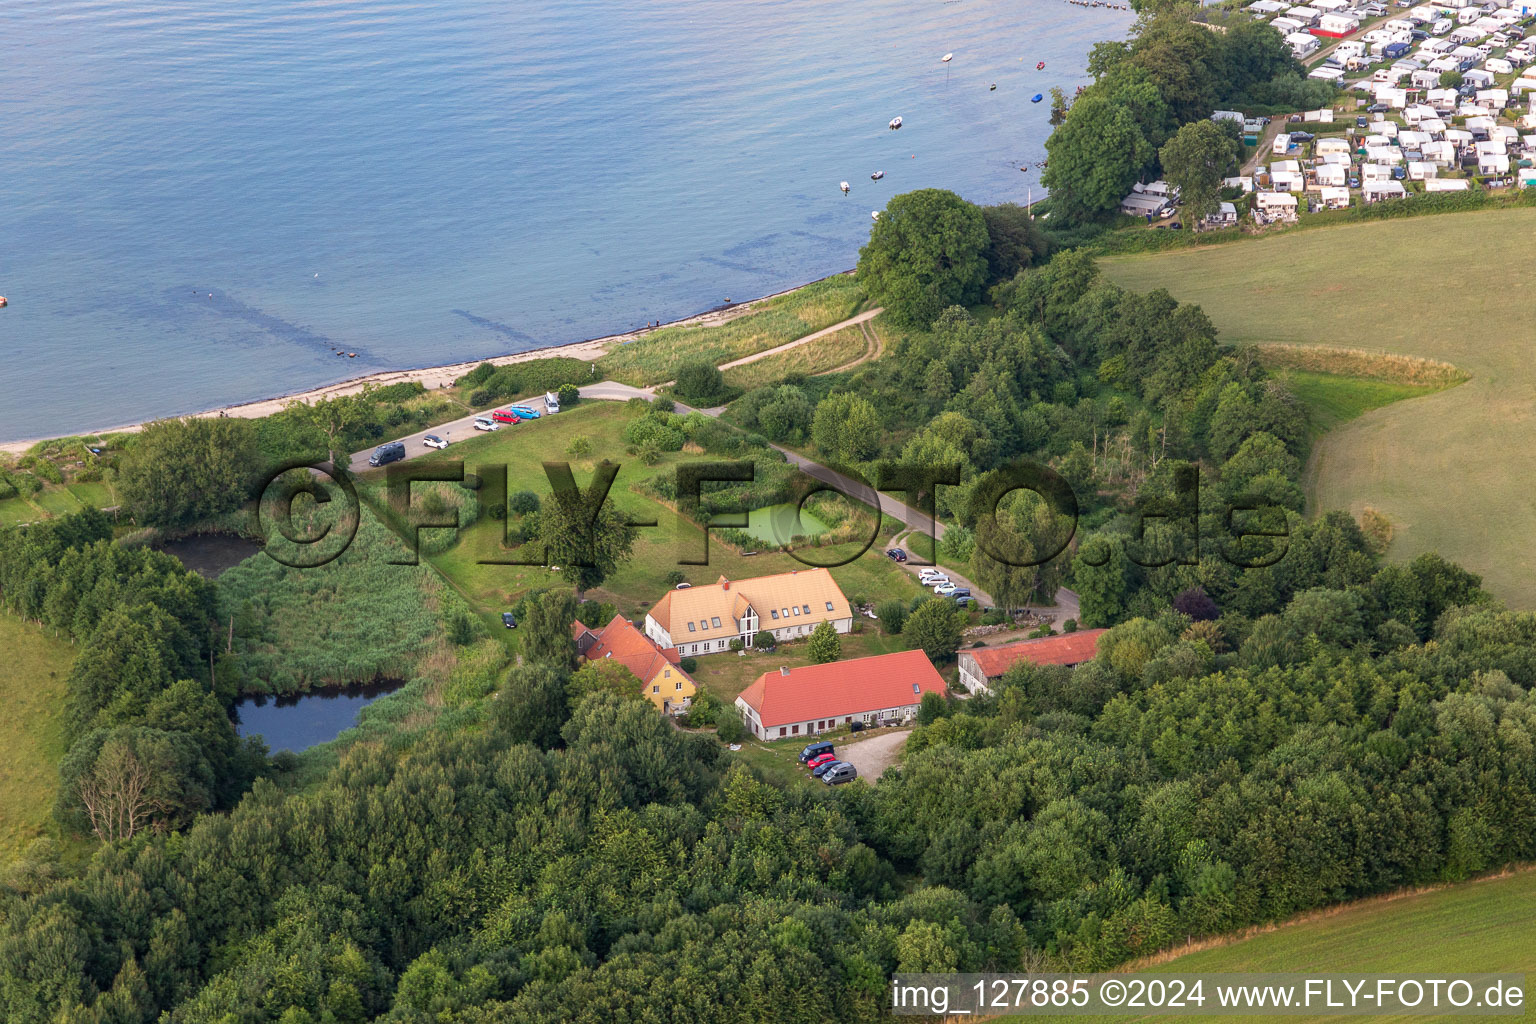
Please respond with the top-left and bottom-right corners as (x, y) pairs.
(597, 275), (865, 386)
(1009, 869), (1536, 1024)
(720, 324), (871, 390)
(384, 402), (926, 640)
(1101, 208), (1536, 607)
(0, 614), (76, 861)
(1270, 370), (1447, 439)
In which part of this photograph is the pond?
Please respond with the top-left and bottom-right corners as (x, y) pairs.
(154, 532), (263, 579)
(743, 503), (829, 545)
(233, 679), (405, 753)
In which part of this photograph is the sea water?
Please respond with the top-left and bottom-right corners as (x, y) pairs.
(0, 0), (1130, 441)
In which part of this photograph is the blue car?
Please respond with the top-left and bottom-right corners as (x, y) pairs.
(508, 405), (541, 419)
(812, 759), (845, 779)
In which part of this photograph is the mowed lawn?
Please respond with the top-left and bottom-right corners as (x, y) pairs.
(1101, 208), (1536, 608)
(384, 401), (927, 646)
(1030, 869), (1536, 1024)
(0, 613), (75, 860)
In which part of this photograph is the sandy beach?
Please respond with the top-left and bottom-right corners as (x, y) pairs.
(0, 285), (810, 455)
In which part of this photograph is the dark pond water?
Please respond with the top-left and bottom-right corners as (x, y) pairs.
(233, 679), (406, 753)
(154, 532), (263, 579)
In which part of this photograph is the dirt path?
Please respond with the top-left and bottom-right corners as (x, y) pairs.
(818, 317), (885, 376)
(715, 307), (883, 372)
(836, 728), (911, 782)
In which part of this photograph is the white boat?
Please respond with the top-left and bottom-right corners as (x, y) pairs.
(871, 210), (881, 220)
(941, 52), (954, 63)
(889, 116), (902, 129)
(840, 181), (850, 193)
(871, 170), (884, 180)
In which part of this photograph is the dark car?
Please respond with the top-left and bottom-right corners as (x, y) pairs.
(1170, 222), (1182, 230)
(368, 441), (406, 467)
(822, 763), (859, 785)
(799, 740), (835, 765)
(948, 588), (972, 599)
(885, 547), (908, 562)
(1367, 103), (1389, 113)
(1356, 116), (1368, 128)
(501, 611), (517, 629)
(1391, 166), (1406, 180)
(1289, 131), (1315, 142)
(812, 759), (844, 779)
(954, 596), (974, 607)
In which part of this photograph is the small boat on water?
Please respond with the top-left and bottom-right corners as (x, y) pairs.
(1037, 61), (1046, 69)
(1031, 93), (1043, 103)
(941, 52), (954, 63)
(871, 170), (884, 180)
(990, 83), (997, 91)
(840, 181), (850, 193)
(0, 296), (7, 308)
(871, 211), (881, 220)
(889, 116), (902, 129)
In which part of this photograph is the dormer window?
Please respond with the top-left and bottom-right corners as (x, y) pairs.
(803, 604), (811, 615)
(711, 617), (721, 628)
(770, 609), (779, 619)
(687, 622), (696, 632)
(825, 601), (834, 611)
(791, 606), (800, 616)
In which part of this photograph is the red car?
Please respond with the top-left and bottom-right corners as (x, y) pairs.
(491, 409), (521, 424)
(807, 752), (837, 770)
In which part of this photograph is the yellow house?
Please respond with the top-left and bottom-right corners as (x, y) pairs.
(572, 614), (698, 715)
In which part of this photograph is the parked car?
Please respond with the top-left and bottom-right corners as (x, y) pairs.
(1289, 131), (1314, 142)
(1356, 116), (1368, 128)
(822, 763), (859, 785)
(491, 409), (521, 424)
(501, 612), (517, 629)
(368, 441), (406, 467)
(798, 740), (835, 765)
(1349, 175), (1361, 188)
(508, 405), (541, 419)
(473, 416), (499, 431)
(918, 569), (947, 581)
(885, 548), (908, 562)
(948, 588), (971, 599)
(954, 596), (974, 607)
(1169, 221), (1182, 230)
(934, 582), (959, 596)
(812, 759), (844, 779)
(1391, 165), (1406, 179)
(807, 752), (837, 770)
(423, 434), (448, 450)
(1367, 102), (1389, 113)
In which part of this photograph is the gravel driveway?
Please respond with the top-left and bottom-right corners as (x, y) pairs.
(835, 728), (912, 783)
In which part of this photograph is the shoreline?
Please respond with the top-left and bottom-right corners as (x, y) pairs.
(0, 276), (836, 455)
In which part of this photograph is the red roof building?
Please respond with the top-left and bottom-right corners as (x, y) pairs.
(734, 649), (946, 740)
(572, 615), (697, 714)
(956, 629), (1106, 694)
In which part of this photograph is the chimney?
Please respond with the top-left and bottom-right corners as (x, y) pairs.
(780, 666), (790, 676)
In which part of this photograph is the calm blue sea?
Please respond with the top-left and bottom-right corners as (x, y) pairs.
(0, 0), (1130, 441)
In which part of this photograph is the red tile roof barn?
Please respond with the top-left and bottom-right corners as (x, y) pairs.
(736, 649), (946, 729)
(962, 629), (1106, 677)
(572, 614), (685, 684)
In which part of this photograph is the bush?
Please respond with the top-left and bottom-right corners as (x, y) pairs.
(456, 362), (497, 388)
(1063, 618), (1078, 633)
(807, 621), (842, 663)
(557, 383), (580, 408)
(509, 491), (541, 516)
(675, 360), (729, 404)
(716, 714), (746, 743)
(752, 630), (775, 649)
(729, 637), (745, 652)
(371, 381), (427, 404)
(664, 570), (687, 587)
(876, 600), (909, 636)
(679, 657), (698, 673)
(653, 397), (676, 413)
(566, 436), (593, 458)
